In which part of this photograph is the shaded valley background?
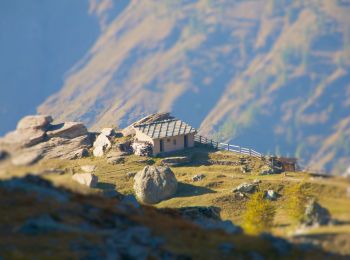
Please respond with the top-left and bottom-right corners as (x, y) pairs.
(1, 0), (350, 174)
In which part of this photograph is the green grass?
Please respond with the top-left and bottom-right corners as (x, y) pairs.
(1, 145), (350, 255)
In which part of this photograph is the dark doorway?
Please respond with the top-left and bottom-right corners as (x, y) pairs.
(184, 135), (188, 148)
(160, 139), (164, 152)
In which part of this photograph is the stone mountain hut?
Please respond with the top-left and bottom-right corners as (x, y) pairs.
(133, 117), (197, 156)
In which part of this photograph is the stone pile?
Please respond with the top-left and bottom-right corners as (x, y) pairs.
(0, 115), (91, 166)
(302, 199), (331, 227)
(132, 142), (153, 156)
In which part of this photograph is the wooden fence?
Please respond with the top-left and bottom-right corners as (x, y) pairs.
(194, 135), (262, 159)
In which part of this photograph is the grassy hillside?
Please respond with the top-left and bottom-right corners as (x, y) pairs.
(2, 144), (350, 256)
(38, 0), (350, 174)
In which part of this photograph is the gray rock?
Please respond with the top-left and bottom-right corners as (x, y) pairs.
(81, 165), (97, 173)
(46, 122), (88, 139)
(1, 128), (46, 148)
(161, 156), (190, 166)
(11, 150), (43, 166)
(265, 190), (277, 200)
(17, 115), (53, 130)
(177, 206), (242, 234)
(192, 174), (206, 182)
(133, 166), (177, 204)
(132, 142), (152, 156)
(36, 135), (91, 160)
(72, 173), (98, 188)
(107, 156), (125, 165)
(233, 183), (257, 194)
(126, 172), (137, 178)
(100, 128), (115, 137)
(93, 134), (111, 157)
(260, 165), (274, 175)
(302, 199), (331, 227)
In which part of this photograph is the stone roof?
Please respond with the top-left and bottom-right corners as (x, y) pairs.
(133, 119), (196, 139)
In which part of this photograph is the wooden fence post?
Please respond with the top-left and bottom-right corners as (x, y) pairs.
(227, 143), (229, 151)
(199, 136), (202, 144)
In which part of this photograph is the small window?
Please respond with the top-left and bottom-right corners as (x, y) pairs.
(173, 139), (176, 145)
(167, 138), (171, 142)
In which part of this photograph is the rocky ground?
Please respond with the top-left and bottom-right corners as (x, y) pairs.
(1, 115), (350, 258)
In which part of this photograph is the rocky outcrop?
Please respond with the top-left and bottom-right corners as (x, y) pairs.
(46, 122), (88, 139)
(0, 115), (92, 166)
(0, 174), (322, 259)
(265, 190), (278, 201)
(72, 173), (98, 188)
(133, 166), (177, 204)
(177, 206), (242, 234)
(233, 183), (257, 194)
(302, 199), (331, 227)
(192, 174), (206, 182)
(100, 128), (115, 137)
(17, 115), (53, 130)
(161, 156), (191, 167)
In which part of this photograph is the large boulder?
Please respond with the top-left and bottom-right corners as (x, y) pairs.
(72, 173), (98, 188)
(46, 122), (88, 139)
(233, 183), (257, 194)
(93, 134), (112, 157)
(133, 166), (177, 204)
(17, 115), (53, 130)
(302, 199), (331, 227)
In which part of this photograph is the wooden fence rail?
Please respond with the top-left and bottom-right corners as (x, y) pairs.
(194, 135), (262, 159)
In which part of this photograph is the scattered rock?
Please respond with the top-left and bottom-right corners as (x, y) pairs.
(126, 172), (137, 178)
(133, 166), (177, 204)
(192, 174), (206, 182)
(233, 183), (257, 194)
(93, 134), (112, 157)
(46, 122), (88, 139)
(252, 179), (261, 184)
(161, 156), (191, 166)
(72, 173), (98, 188)
(17, 115), (53, 130)
(107, 156), (125, 165)
(11, 150), (43, 166)
(260, 165), (275, 175)
(100, 128), (115, 137)
(234, 192), (247, 199)
(81, 165), (97, 173)
(302, 199), (331, 227)
(132, 142), (153, 156)
(265, 190), (278, 200)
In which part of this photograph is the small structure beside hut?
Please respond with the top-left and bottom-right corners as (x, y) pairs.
(132, 113), (197, 156)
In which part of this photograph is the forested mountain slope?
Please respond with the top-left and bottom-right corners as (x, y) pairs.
(39, 0), (350, 174)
